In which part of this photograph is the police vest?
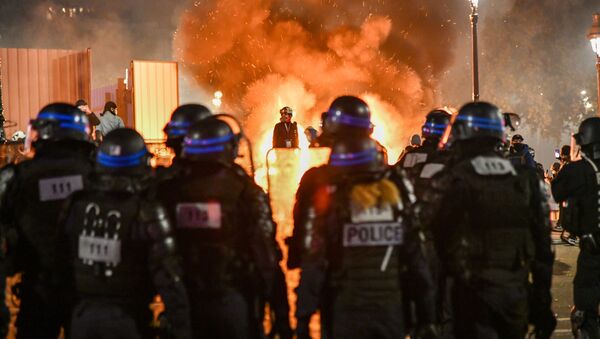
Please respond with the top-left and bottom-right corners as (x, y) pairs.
(326, 185), (404, 303)
(68, 189), (152, 303)
(158, 164), (252, 295)
(399, 144), (444, 191)
(449, 156), (535, 284)
(13, 153), (91, 283)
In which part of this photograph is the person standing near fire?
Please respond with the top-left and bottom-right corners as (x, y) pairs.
(272, 106), (299, 148)
(97, 101), (125, 138)
(75, 99), (101, 142)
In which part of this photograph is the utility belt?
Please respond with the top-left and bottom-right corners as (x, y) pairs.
(580, 232), (600, 255)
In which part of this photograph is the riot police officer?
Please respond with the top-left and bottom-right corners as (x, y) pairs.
(287, 95), (374, 270)
(272, 106), (299, 148)
(295, 136), (437, 338)
(0, 103), (95, 338)
(58, 128), (191, 339)
(163, 103), (212, 159)
(395, 108), (452, 197)
(393, 109), (452, 336)
(158, 103), (213, 184)
(428, 102), (555, 338)
(156, 118), (288, 338)
(551, 117), (600, 337)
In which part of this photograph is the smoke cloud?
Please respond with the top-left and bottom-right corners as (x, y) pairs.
(2, 0), (598, 166)
(440, 0), (600, 137)
(0, 0), (186, 87)
(174, 0), (464, 160)
(436, 0), (599, 167)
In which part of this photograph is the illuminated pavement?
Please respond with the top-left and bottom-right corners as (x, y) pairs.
(551, 230), (578, 338)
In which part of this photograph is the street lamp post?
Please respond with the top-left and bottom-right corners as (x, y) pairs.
(469, 0), (480, 102)
(588, 13), (600, 114)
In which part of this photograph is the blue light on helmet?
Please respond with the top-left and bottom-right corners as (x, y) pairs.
(455, 115), (503, 131)
(326, 109), (372, 129)
(38, 112), (89, 133)
(166, 121), (194, 136)
(97, 148), (148, 168)
(183, 133), (233, 155)
(330, 149), (378, 167)
(422, 122), (448, 136)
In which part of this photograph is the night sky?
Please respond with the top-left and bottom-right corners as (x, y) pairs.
(0, 0), (599, 166)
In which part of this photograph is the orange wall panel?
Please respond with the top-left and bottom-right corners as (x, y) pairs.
(0, 48), (91, 136)
(131, 60), (179, 141)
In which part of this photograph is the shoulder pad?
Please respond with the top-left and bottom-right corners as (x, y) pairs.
(420, 163), (445, 179)
(391, 169), (416, 205)
(231, 163), (252, 179)
(470, 156), (516, 176)
(298, 165), (328, 187)
(139, 200), (172, 236)
(0, 165), (16, 199)
(403, 152), (428, 168)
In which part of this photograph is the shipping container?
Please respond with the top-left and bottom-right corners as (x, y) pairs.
(130, 60), (179, 141)
(0, 48), (92, 137)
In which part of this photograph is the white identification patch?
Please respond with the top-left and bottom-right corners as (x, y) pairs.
(343, 222), (403, 247)
(108, 145), (122, 156)
(78, 235), (121, 266)
(176, 202), (222, 229)
(403, 153), (428, 168)
(420, 163), (445, 179)
(351, 203), (394, 223)
(471, 156), (516, 176)
(38, 175), (84, 201)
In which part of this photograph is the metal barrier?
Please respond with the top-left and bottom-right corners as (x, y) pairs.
(265, 148), (329, 336)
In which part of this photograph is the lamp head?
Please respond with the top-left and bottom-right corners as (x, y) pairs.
(588, 13), (600, 57)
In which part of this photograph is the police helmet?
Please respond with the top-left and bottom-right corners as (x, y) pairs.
(441, 101), (504, 147)
(329, 137), (386, 176)
(574, 117), (600, 146)
(164, 104), (212, 150)
(182, 117), (239, 164)
(280, 106), (294, 116)
(32, 103), (91, 142)
(322, 96), (373, 138)
(422, 108), (452, 140)
(96, 128), (150, 175)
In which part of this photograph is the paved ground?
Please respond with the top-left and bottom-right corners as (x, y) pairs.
(551, 230), (579, 338)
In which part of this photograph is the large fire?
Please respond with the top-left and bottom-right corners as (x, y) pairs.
(171, 0), (458, 168)
(173, 0), (458, 335)
(252, 94), (404, 189)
